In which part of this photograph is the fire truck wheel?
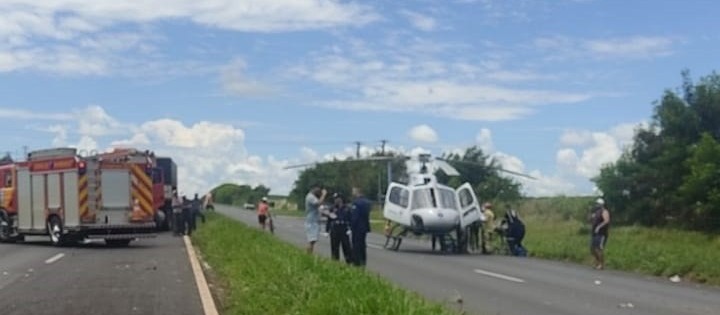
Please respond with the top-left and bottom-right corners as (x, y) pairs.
(0, 210), (13, 242)
(47, 216), (65, 246)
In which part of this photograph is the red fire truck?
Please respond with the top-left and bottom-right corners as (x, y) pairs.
(0, 147), (157, 246)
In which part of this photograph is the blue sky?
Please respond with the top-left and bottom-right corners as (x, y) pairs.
(0, 0), (718, 196)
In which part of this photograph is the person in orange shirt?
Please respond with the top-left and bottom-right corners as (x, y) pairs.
(257, 197), (270, 231)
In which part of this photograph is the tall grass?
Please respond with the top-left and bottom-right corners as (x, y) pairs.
(516, 197), (720, 285)
(193, 212), (458, 315)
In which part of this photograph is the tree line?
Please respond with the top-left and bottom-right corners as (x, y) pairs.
(594, 70), (720, 232)
(288, 147), (523, 209)
(211, 183), (271, 207)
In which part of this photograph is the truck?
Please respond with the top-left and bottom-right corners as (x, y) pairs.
(154, 157), (177, 231)
(0, 147), (157, 246)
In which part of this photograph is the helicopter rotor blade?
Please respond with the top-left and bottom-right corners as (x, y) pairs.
(495, 167), (538, 180)
(435, 157), (537, 180)
(283, 162), (320, 170)
(433, 159), (460, 176)
(283, 155), (409, 170)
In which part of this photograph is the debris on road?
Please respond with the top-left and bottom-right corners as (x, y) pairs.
(618, 302), (635, 309)
(594, 280), (602, 285)
(670, 275), (681, 283)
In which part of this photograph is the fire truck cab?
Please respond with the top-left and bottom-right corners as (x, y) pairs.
(0, 148), (157, 246)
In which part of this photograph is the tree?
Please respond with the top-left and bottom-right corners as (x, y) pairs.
(437, 146), (522, 204)
(288, 153), (407, 209)
(594, 70), (720, 231)
(211, 183), (271, 206)
(679, 133), (720, 230)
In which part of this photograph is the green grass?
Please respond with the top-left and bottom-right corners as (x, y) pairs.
(516, 198), (720, 285)
(192, 212), (458, 315)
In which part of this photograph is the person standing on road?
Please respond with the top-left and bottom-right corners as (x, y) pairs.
(590, 198), (611, 270)
(305, 184), (327, 254)
(171, 191), (183, 236)
(257, 197), (270, 231)
(350, 187), (371, 267)
(181, 196), (193, 236)
(328, 193), (353, 264)
(192, 193), (205, 228)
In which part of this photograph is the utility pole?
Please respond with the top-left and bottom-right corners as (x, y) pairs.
(380, 139), (388, 155)
(354, 141), (362, 158)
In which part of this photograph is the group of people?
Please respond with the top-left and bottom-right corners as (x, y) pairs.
(466, 202), (527, 256)
(303, 185), (371, 267)
(171, 191), (206, 236)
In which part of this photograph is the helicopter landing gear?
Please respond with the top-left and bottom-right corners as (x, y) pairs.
(383, 222), (408, 251)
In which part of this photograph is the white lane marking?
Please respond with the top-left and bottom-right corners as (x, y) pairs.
(45, 253), (65, 264)
(184, 236), (219, 315)
(474, 268), (526, 283)
(368, 243), (384, 250)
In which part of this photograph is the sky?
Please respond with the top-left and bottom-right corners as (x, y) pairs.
(0, 0), (718, 197)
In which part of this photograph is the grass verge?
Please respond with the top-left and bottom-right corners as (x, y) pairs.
(192, 212), (458, 315)
(523, 216), (720, 285)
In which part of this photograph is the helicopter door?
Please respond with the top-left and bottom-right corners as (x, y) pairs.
(384, 183), (410, 226)
(456, 183), (484, 229)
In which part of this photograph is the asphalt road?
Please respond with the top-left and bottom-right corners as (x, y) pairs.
(0, 234), (203, 315)
(218, 205), (720, 315)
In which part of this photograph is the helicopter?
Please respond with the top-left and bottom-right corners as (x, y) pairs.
(284, 151), (536, 254)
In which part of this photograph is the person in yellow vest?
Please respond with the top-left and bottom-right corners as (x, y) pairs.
(481, 202), (496, 254)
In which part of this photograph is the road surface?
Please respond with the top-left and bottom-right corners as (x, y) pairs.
(0, 234), (203, 315)
(218, 205), (720, 315)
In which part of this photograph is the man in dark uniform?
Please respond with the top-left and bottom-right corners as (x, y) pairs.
(181, 196), (193, 236)
(350, 187), (371, 267)
(590, 198), (611, 270)
(328, 193), (353, 264)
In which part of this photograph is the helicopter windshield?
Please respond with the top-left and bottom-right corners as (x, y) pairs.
(411, 188), (436, 209)
(437, 188), (458, 210)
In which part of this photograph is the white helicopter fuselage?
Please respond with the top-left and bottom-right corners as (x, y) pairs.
(383, 174), (484, 234)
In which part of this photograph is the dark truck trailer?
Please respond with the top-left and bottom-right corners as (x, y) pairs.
(155, 157), (177, 231)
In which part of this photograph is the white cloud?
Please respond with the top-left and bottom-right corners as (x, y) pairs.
(0, 108), (72, 120)
(76, 105), (127, 137)
(0, 1), (377, 40)
(585, 36), (675, 59)
(534, 35), (677, 60)
(475, 128), (494, 152)
(220, 58), (274, 96)
(556, 121), (647, 179)
(0, 1), (378, 75)
(400, 10), (437, 31)
(408, 124), (439, 143)
(295, 49), (592, 121)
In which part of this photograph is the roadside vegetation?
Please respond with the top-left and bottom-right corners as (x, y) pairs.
(193, 212), (458, 315)
(518, 196), (720, 285)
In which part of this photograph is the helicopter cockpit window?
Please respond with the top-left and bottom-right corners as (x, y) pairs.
(458, 189), (474, 208)
(411, 188), (436, 209)
(388, 186), (409, 208)
(438, 188), (458, 210)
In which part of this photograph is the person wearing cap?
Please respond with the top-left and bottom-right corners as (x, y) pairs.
(327, 193), (353, 264)
(257, 196), (270, 231)
(590, 198), (611, 270)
